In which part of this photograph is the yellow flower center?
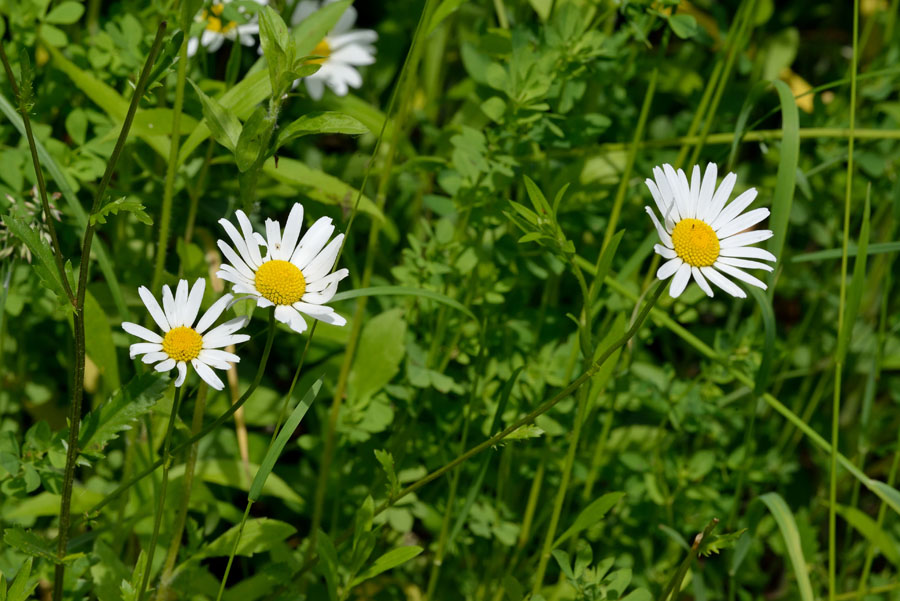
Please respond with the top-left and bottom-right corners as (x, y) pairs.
(309, 39), (331, 64)
(203, 4), (238, 34)
(162, 326), (203, 362)
(671, 218), (720, 267)
(255, 260), (306, 306)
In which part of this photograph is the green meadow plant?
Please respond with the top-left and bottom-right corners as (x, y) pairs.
(0, 1), (899, 600)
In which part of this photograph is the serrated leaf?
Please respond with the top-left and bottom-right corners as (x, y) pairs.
(77, 373), (169, 459)
(699, 529), (747, 557)
(3, 528), (83, 565)
(374, 449), (400, 498)
(1, 212), (69, 306)
(90, 197), (152, 226)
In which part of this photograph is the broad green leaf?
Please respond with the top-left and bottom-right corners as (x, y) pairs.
(90, 197), (152, 226)
(83, 290), (121, 394)
(348, 308), (407, 404)
(249, 378), (321, 501)
(3, 487), (106, 520)
(45, 1), (85, 24)
(332, 286), (475, 321)
(668, 14), (699, 39)
(428, 0), (467, 35)
(349, 546), (423, 587)
(835, 504), (900, 566)
(259, 6), (293, 96)
(3, 528), (83, 565)
(554, 492), (625, 548)
(235, 105), (271, 172)
(197, 519), (297, 558)
(758, 493), (814, 601)
(78, 373), (168, 458)
(188, 79), (242, 152)
(275, 111), (368, 149)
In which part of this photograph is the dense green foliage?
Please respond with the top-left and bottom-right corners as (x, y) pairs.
(1, 0), (899, 600)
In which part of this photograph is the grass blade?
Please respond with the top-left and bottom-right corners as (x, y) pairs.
(758, 493), (814, 601)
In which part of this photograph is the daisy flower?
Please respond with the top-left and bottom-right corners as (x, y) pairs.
(644, 163), (777, 299)
(122, 279), (249, 390)
(216, 203), (349, 334)
(187, 0), (268, 57)
(291, 0), (377, 100)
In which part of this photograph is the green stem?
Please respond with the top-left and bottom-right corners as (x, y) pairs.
(156, 383), (208, 600)
(726, 395), (759, 528)
(151, 18), (189, 292)
(0, 43), (74, 304)
(77, 309), (277, 525)
(216, 500), (253, 601)
(831, 2), (858, 599)
(52, 23), (167, 601)
(137, 384), (184, 601)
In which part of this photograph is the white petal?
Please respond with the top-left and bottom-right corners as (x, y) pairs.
(275, 305), (308, 333)
(203, 333), (251, 349)
(329, 30), (378, 49)
(645, 179), (672, 227)
(265, 219), (283, 260)
(331, 4), (357, 34)
(122, 321), (163, 343)
(653, 244), (677, 260)
(645, 207), (673, 247)
(719, 229), (773, 249)
(292, 0), (318, 25)
(174, 362), (188, 387)
(676, 168), (693, 219)
(710, 188), (758, 231)
(217, 240), (256, 281)
(663, 164), (690, 222)
(302, 234), (343, 282)
(305, 76), (325, 100)
(183, 279), (206, 328)
(143, 351), (169, 364)
(199, 349), (241, 364)
(689, 165), (701, 214)
(280, 203), (305, 259)
(218, 217), (261, 270)
(129, 342), (163, 358)
(704, 172), (737, 223)
(187, 37), (199, 57)
(290, 216), (334, 269)
(669, 263), (692, 298)
(691, 267), (714, 297)
(138, 287), (170, 332)
(202, 316), (250, 347)
(713, 261), (768, 290)
(174, 280), (189, 326)
(718, 246), (777, 262)
(155, 358), (176, 372)
(329, 44), (375, 66)
(653, 166), (680, 223)
(293, 302), (346, 326)
(235, 210), (264, 267)
(715, 208), (770, 239)
(657, 257), (683, 280)
(305, 268), (349, 293)
(701, 266), (746, 298)
(161, 285), (178, 330)
(697, 163), (717, 214)
(325, 63), (363, 89)
(195, 293), (234, 334)
(716, 256), (775, 272)
(192, 359), (224, 390)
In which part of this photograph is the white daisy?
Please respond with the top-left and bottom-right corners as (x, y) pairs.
(292, 0), (377, 100)
(216, 203), (349, 334)
(644, 163), (777, 299)
(187, 0), (268, 57)
(122, 279), (249, 391)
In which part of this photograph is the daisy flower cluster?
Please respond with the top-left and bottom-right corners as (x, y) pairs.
(187, 0), (268, 57)
(123, 203), (348, 389)
(645, 163), (778, 299)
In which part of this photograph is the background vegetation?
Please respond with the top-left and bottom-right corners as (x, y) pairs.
(1, 0), (899, 600)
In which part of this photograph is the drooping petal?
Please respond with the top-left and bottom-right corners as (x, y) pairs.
(293, 302), (346, 326)
(653, 244), (678, 260)
(691, 266), (714, 297)
(713, 261), (768, 290)
(669, 263), (692, 298)
(275, 305), (308, 334)
(217, 240), (257, 280)
(192, 359), (225, 390)
(143, 351), (169, 364)
(701, 266), (746, 298)
(657, 257), (683, 280)
(174, 361), (188, 387)
(155, 358), (176, 372)
(218, 217), (260, 270)
(645, 207), (673, 248)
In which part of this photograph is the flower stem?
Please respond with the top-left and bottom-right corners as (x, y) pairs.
(216, 500), (253, 601)
(52, 23), (167, 601)
(156, 382), (208, 600)
(76, 308), (277, 527)
(137, 384), (184, 601)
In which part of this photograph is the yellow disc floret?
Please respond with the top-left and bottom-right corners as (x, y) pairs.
(203, 4), (238, 34)
(309, 39), (331, 64)
(671, 218), (720, 267)
(255, 260), (307, 306)
(162, 326), (203, 362)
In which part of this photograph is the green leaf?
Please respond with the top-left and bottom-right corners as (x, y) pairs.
(83, 290), (121, 394)
(188, 79), (242, 152)
(235, 105), (271, 172)
(348, 308), (407, 404)
(259, 6), (294, 97)
(668, 14), (699, 39)
(197, 518), (297, 558)
(835, 504), (900, 566)
(748, 287), (775, 395)
(758, 493), (814, 601)
(317, 531), (339, 601)
(291, 0), (352, 55)
(3, 528), (82, 565)
(45, 1), (85, 24)
(349, 546), (423, 587)
(77, 373), (168, 459)
(169, 459), (303, 503)
(120, 551), (147, 601)
(767, 79), (800, 272)
(554, 492), (625, 548)
(275, 111), (368, 149)
(698, 529), (747, 557)
(837, 184), (871, 361)
(790, 241), (900, 263)
(1, 212), (70, 307)
(6, 557), (36, 601)
(428, 0), (467, 35)
(249, 378), (321, 501)
(90, 197), (152, 226)
(332, 286), (476, 321)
